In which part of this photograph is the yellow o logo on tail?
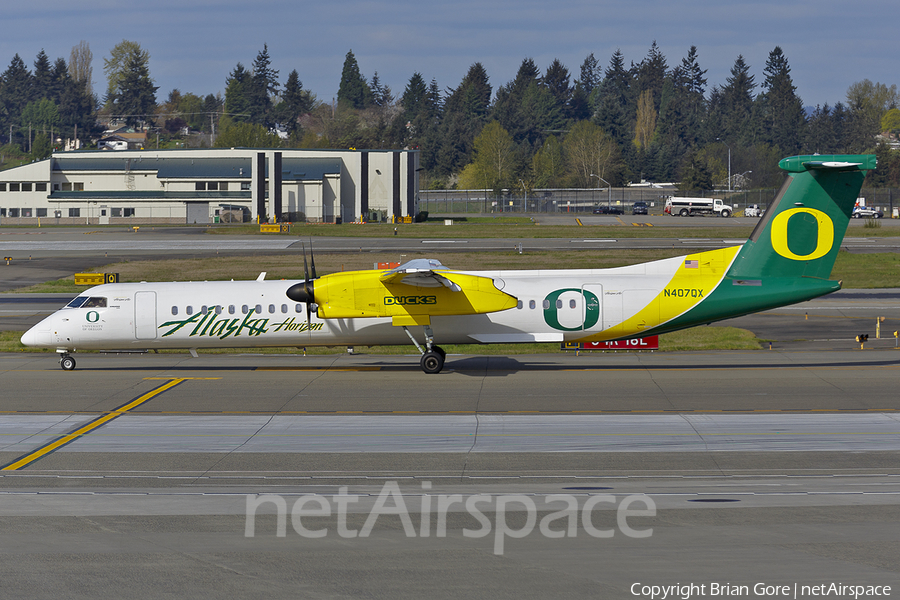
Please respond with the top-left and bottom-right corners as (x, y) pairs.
(770, 208), (834, 261)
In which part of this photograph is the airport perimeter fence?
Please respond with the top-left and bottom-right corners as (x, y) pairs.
(418, 187), (899, 216)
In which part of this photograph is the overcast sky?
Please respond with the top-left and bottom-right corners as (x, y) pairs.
(4, 0), (897, 109)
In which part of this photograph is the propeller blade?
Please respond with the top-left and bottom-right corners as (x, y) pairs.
(302, 241), (310, 283)
(309, 238), (317, 280)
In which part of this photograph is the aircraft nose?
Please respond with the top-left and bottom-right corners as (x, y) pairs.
(20, 320), (53, 348)
(20, 327), (37, 347)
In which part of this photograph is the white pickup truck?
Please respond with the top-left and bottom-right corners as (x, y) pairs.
(664, 196), (733, 217)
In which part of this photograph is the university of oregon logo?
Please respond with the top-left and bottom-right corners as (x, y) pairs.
(86, 311), (100, 323)
(770, 207), (835, 261)
(543, 288), (600, 331)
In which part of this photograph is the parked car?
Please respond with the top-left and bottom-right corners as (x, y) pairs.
(632, 201), (649, 215)
(852, 206), (883, 218)
(592, 205), (623, 215)
(744, 204), (763, 218)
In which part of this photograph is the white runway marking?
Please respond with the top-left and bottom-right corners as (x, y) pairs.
(2, 414), (898, 454)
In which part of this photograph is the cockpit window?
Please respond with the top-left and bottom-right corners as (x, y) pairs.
(66, 296), (88, 308)
(82, 297), (107, 308)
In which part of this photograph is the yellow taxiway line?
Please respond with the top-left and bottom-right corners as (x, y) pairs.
(1, 378), (187, 471)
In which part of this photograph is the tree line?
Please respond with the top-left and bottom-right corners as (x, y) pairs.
(2, 41), (899, 190)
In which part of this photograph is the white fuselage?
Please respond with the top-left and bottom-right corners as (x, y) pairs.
(21, 253), (709, 353)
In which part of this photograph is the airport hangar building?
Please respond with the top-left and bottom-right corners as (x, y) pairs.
(0, 147), (420, 225)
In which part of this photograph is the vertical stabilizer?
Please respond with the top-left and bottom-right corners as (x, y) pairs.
(728, 154), (876, 281)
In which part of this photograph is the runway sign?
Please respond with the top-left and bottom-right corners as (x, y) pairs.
(563, 336), (659, 351)
(74, 273), (119, 285)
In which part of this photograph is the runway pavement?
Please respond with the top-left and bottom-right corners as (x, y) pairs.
(0, 349), (898, 598)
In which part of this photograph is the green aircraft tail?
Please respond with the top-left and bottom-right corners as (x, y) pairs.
(660, 154), (877, 331)
(728, 154), (877, 281)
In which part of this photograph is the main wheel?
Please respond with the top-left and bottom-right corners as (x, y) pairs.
(420, 351), (444, 374)
(60, 355), (76, 371)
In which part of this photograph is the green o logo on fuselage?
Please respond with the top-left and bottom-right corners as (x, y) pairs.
(86, 311), (100, 323)
(770, 207), (834, 261)
(543, 288), (600, 331)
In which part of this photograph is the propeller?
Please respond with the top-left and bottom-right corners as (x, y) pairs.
(286, 241), (318, 325)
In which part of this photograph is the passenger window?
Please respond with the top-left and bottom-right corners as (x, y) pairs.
(186, 306), (193, 315)
(171, 306), (178, 316)
(214, 305), (222, 315)
(229, 305), (236, 315)
(242, 305), (249, 314)
(201, 305), (208, 314)
(281, 304), (288, 313)
(556, 299), (563, 309)
(255, 304), (262, 314)
(569, 299), (576, 309)
(517, 300), (523, 310)
(295, 304), (303, 313)
(268, 304), (275, 314)
(542, 300), (549, 310)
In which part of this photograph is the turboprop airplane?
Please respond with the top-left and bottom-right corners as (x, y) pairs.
(21, 154), (876, 374)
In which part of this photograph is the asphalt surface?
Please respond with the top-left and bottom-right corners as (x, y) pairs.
(1, 349), (899, 599)
(0, 224), (898, 598)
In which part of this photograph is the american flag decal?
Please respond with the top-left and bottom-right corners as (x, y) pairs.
(685, 260), (699, 268)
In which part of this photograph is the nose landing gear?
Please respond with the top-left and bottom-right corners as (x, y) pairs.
(59, 353), (76, 371)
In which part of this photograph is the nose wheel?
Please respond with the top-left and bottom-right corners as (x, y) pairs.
(59, 354), (76, 371)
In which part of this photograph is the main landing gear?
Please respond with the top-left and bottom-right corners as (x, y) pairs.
(402, 325), (446, 374)
(59, 353), (76, 371)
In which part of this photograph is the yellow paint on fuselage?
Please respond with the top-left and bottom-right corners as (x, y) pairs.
(314, 270), (518, 321)
(575, 245), (741, 342)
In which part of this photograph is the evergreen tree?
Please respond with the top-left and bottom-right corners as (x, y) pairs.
(32, 50), (53, 102)
(58, 76), (96, 140)
(224, 63), (252, 122)
(1, 54), (33, 142)
(805, 104), (837, 153)
(435, 63), (491, 176)
(50, 57), (69, 105)
(678, 150), (713, 191)
(109, 44), (158, 126)
(594, 50), (633, 150)
(250, 44), (279, 128)
(718, 55), (756, 144)
(755, 47), (804, 154)
(544, 58), (571, 117)
(634, 41), (668, 112)
(275, 69), (313, 135)
(337, 50), (371, 110)
(578, 53), (602, 97)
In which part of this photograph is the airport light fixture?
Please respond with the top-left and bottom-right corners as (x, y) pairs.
(716, 138), (732, 193)
(590, 174), (611, 208)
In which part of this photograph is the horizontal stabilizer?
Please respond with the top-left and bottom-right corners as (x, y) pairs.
(778, 154), (877, 173)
